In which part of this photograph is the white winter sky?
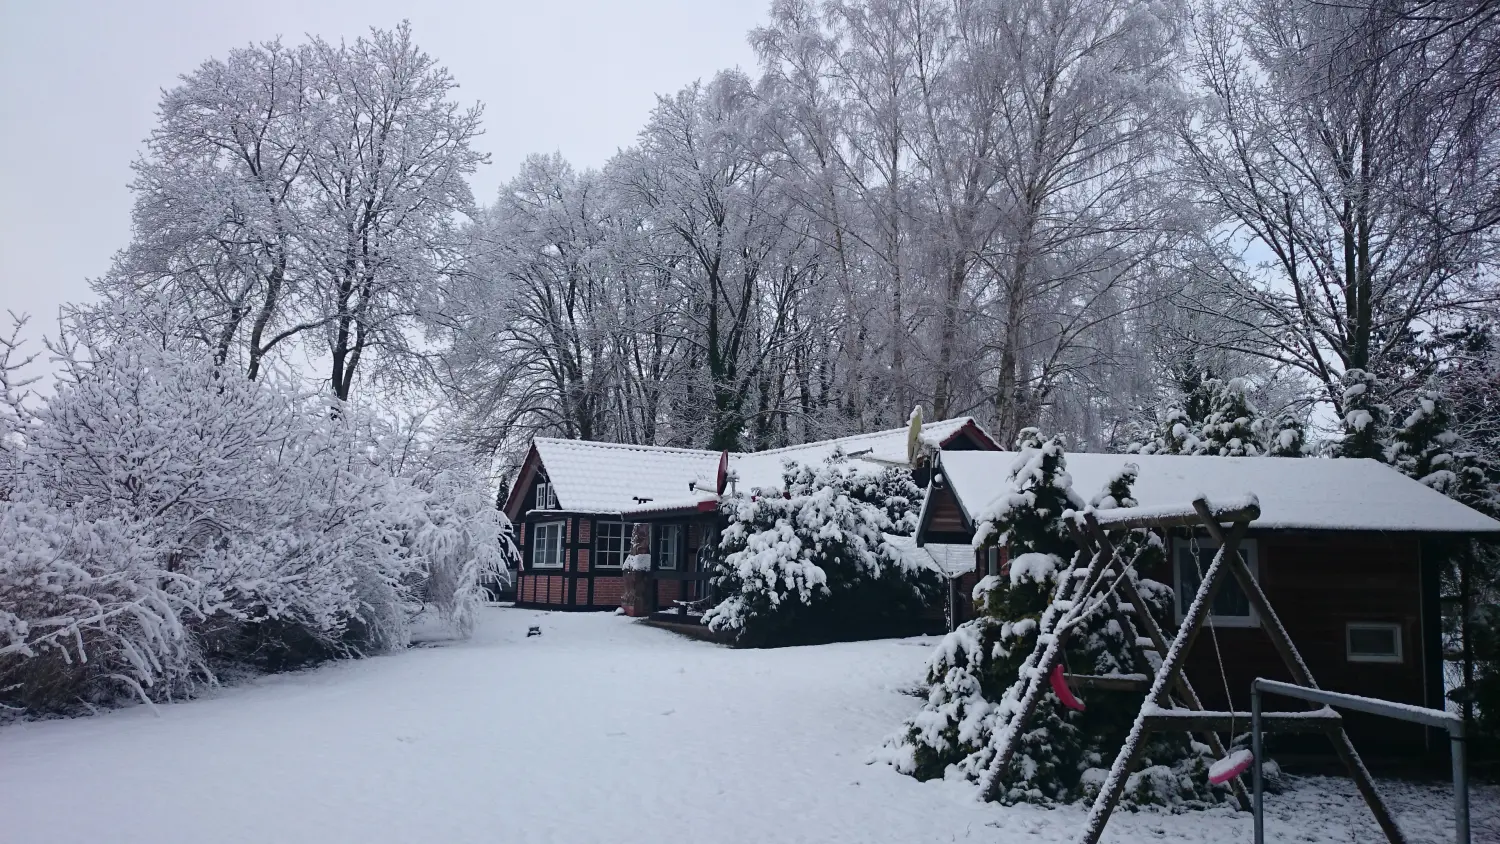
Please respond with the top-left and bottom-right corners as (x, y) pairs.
(0, 0), (765, 374)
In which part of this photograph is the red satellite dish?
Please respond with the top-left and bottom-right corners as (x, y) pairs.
(716, 450), (730, 494)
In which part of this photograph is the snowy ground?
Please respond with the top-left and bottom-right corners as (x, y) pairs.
(1, 608), (1493, 844)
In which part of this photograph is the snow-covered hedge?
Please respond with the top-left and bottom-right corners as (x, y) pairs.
(0, 338), (516, 716)
(705, 456), (941, 647)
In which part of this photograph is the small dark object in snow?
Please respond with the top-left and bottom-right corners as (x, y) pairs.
(527, 626), (541, 637)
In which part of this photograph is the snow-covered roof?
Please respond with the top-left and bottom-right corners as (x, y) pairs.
(531, 438), (721, 514)
(730, 417), (983, 492)
(935, 451), (1500, 534)
(882, 535), (976, 579)
(527, 418), (992, 515)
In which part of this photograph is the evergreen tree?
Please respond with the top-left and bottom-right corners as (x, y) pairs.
(1333, 369), (1388, 460)
(1197, 378), (1262, 456)
(706, 454), (940, 646)
(1386, 390), (1488, 501)
(883, 432), (1224, 808)
(1263, 414), (1307, 457)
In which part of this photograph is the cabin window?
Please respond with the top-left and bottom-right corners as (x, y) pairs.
(594, 522), (632, 568)
(1347, 622), (1403, 663)
(656, 524), (682, 570)
(531, 521), (565, 569)
(1172, 537), (1259, 628)
(986, 546), (1000, 578)
(534, 481), (557, 511)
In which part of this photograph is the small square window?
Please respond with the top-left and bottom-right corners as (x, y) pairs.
(1347, 622), (1403, 663)
(530, 521), (565, 569)
(594, 522), (632, 568)
(1173, 537), (1259, 628)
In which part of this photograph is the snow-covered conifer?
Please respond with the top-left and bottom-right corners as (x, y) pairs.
(706, 455), (938, 646)
(1333, 369), (1387, 460)
(1197, 378), (1262, 456)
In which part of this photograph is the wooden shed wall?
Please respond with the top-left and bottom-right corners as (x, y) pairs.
(1142, 531), (1435, 756)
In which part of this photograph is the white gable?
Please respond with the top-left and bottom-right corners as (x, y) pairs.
(936, 451), (1500, 534)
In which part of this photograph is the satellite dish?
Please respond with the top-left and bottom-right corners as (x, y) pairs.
(716, 450), (730, 494)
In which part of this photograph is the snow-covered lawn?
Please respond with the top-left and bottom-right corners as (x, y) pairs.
(1, 608), (1493, 844)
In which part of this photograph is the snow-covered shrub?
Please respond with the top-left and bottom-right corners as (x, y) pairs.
(705, 456), (940, 647)
(0, 337), (512, 715)
(882, 430), (1228, 809)
(0, 500), (205, 712)
(410, 468), (521, 636)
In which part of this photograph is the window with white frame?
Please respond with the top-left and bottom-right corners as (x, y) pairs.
(1172, 536), (1260, 628)
(986, 546), (1000, 578)
(1346, 622), (1403, 663)
(535, 480), (557, 511)
(531, 521), (565, 569)
(656, 524), (681, 570)
(594, 522), (632, 568)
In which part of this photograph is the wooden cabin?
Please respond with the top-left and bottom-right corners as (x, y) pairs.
(915, 450), (1500, 758)
(501, 419), (1000, 615)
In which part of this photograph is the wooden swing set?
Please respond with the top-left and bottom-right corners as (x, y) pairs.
(980, 494), (1412, 844)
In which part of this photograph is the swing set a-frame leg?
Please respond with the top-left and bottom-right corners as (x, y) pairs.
(1075, 516), (1252, 813)
(1189, 501), (1408, 844)
(1078, 516), (1252, 844)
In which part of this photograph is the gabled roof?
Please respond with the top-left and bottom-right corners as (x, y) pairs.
(933, 451), (1500, 534)
(513, 417), (996, 517)
(729, 417), (991, 492)
(530, 438), (721, 515)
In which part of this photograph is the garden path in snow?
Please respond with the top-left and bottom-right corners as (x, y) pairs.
(1, 607), (1494, 844)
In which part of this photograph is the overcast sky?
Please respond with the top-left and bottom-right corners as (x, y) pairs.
(0, 0), (764, 356)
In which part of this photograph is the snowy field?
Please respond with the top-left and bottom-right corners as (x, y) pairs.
(1, 608), (1493, 844)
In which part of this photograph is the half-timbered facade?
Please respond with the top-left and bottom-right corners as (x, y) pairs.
(502, 419), (1000, 615)
(916, 450), (1500, 756)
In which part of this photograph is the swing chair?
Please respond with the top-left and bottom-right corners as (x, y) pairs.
(974, 494), (1409, 844)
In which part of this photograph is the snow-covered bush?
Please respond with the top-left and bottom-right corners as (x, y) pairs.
(705, 455), (940, 647)
(881, 430), (1227, 809)
(0, 337), (511, 715)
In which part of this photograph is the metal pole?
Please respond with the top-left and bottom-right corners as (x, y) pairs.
(1252, 681), (1264, 844)
(1451, 729), (1469, 844)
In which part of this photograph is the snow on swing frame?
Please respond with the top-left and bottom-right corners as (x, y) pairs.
(990, 492), (1417, 844)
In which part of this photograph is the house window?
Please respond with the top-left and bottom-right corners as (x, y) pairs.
(1347, 622), (1403, 663)
(595, 522), (632, 568)
(986, 546), (1000, 578)
(1173, 537), (1260, 628)
(656, 524), (682, 570)
(531, 521), (565, 569)
(535, 481), (557, 511)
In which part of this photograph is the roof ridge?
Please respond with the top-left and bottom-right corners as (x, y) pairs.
(534, 437), (719, 457)
(742, 416), (973, 458)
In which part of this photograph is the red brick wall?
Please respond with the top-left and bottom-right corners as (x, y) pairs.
(577, 549), (590, 573)
(657, 579), (681, 606)
(594, 577), (623, 606)
(574, 580), (589, 606)
(579, 518), (591, 544)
